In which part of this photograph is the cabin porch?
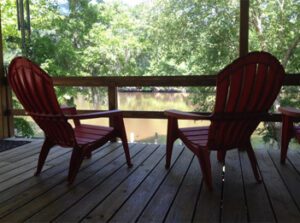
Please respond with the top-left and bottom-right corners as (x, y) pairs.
(0, 139), (299, 222)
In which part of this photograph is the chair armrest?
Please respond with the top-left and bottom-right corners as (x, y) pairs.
(279, 107), (300, 118)
(65, 110), (122, 120)
(164, 109), (211, 120)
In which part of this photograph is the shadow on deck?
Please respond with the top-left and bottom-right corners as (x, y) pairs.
(0, 139), (300, 222)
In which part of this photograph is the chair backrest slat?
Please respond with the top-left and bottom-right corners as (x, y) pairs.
(247, 64), (268, 111)
(8, 57), (76, 147)
(214, 78), (230, 112)
(224, 69), (243, 112)
(237, 64), (256, 112)
(208, 52), (285, 150)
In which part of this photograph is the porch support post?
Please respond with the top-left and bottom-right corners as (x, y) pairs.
(0, 9), (14, 138)
(240, 0), (249, 56)
(108, 85), (118, 142)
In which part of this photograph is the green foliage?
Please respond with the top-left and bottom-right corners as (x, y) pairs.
(1, 0), (21, 66)
(250, 0), (300, 72)
(249, 0), (300, 143)
(14, 118), (34, 137)
(146, 0), (239, 76)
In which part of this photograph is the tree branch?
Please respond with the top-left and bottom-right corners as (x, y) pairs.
(282, 34), (300, 68)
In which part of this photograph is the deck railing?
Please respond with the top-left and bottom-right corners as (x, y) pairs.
(10, 74), (300, 123)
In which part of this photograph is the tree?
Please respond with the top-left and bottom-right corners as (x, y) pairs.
(250, 0), (300, 144)
(144, 0), (239, 111)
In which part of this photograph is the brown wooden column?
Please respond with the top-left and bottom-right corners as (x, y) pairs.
(108, 85), (118, 142)
(240, 0), (249, 56)
(0, 9), (14, 138)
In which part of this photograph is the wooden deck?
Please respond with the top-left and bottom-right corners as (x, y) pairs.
(0, 140), (300, 222)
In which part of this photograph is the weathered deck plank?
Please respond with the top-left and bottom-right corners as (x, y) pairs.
(82, 144), (167, 222)
(256, 149), (300, 222)
(30, 144), (154, 222)
(0, 140), (300, 223)
(239, 151), (276, 223)
(0, 143), (120, 218)
(110, 145), (183, 223)
(53, 144), (154, 222)
(268, 149), (300, 212)
(164, 156), (201, 223)
(222, 150), (247, 223)
(136, 148), (194, 222)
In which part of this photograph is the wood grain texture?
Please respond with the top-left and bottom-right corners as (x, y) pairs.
(222, 150), (248, 223)
(1, 141), (300, 223)
(239, 150), (276, 223)
(255, 149), (300, 222)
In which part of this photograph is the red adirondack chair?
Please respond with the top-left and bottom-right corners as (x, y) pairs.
(279, 107), (300, 163)
(8, 57), (132, 184)
(165, 52), (285, 189)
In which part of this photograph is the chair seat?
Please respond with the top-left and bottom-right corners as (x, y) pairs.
(74, 124), (114, 145)
(179, 126), (209, 147)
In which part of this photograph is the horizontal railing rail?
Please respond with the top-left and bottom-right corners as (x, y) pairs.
(51, 74), (300, 86)
(10, 74), (300, 122)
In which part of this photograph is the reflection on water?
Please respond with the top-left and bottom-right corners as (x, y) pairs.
(76, 92), (195, 111)
(118, 92), (194, 111)
(77, 92), (207, 143)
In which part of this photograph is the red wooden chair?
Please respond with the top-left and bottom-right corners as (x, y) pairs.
(165, 52), (285, 189)
(278, 107), (300, 163)
(8, 57), (132, 184)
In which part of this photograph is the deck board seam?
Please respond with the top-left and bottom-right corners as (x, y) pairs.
(43, 144), (138, 222)
(238, 151), (250, 222)
(191, 176), (204, 223)
(255, 150), (278, 223)
(267, 149), (300, 214)
(78, 144), (160, 222)
(0, 144), (124, 220)
(0, 143), (120, 201)
(134, 146), (185, 222)
(162, 154), (196, 223)
(106, 145), (167, 222)
(0, 148), (69, 182)
(287, 155), (300, 176)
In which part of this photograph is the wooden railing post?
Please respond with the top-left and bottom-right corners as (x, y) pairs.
(108, 84), (118, 142)
(108, 85), (118, 111)
(0, 10), (14, 138)
(240, 0), (249, 56)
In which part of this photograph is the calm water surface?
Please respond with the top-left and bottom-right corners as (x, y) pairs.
(76, 92), (209, 143)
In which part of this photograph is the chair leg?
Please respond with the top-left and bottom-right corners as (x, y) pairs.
(68, 147), (85, 184)
(112, 114), (132, 167)
(197, 150), (212, 190)
(121, 137), (133, 168)
(35, 138), (54, 176)
(245, 144), (261, 183)
(165, 117), (178, 169)
(281, 116), (293, 164)
(118, 119), (132, 167)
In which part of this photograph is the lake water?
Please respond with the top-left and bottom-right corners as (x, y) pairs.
(75, 92), (209, 144)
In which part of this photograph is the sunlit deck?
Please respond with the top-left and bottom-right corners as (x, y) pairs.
(0, 139), (300, 222)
